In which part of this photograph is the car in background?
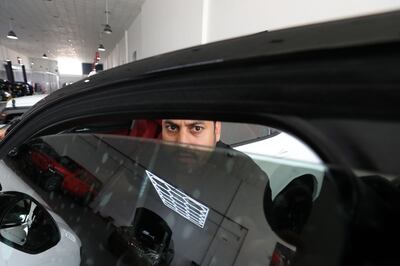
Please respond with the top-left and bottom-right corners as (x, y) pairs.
(0, 80), (34, 101)
(0, 79), (13, 101)
(0, 91), (11, 102)
(11, 82), (34, 98)
(0, 94), (48, 125)
(21, 138), (102, 204)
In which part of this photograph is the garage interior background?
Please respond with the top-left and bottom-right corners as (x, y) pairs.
(0, 0), (399, 90)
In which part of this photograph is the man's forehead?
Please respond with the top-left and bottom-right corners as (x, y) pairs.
(164, 119), (210, 126)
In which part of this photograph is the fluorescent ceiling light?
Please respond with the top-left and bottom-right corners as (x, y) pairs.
(7, 18), (18, 40)
(103, 24), (112, 34)
(98, 44), (106, 51)
(7, 30), (18, 39)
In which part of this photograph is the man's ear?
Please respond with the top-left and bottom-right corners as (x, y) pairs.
(215, 121), (222, 142)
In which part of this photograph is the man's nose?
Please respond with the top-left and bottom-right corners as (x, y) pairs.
(177, 132), (190, 144)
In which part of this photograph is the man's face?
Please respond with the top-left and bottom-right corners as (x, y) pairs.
(162, 120), (221, 147)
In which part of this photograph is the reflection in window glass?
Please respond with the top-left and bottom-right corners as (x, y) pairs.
(0, 122), (331, 266)
(0, 195), (60, 254)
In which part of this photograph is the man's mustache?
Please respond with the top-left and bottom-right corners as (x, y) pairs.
(172, 149), (200, 162)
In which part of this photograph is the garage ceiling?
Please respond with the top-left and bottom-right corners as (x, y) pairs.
(0, 0), (144, 63)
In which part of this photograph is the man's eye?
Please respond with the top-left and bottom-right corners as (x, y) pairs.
(192, 126), (203, 132)
(166, 125), (178, 132)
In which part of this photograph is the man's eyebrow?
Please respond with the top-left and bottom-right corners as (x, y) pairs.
(163, 120), (177, 125)
(185, 121), (205, 127)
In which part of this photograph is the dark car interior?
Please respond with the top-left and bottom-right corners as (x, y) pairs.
(108, 207), (174, 265)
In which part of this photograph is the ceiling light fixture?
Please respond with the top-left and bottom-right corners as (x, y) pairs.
(103, 0), (112, 34)
(7, 18), (18, 40)
(7, 30), (18, 40)
(103, 24), (112, 34)
(98, 44), (106, 52)
(97, 32), (106, 52)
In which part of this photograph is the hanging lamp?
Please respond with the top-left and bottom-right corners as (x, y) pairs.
(103, 0), (112, 34)
(7, 18), (18, 39)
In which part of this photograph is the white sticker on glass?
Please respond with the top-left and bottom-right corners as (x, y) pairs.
(146, 170), (209, 228)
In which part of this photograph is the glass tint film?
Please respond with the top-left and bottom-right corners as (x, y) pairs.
(0, 126), (337, 266)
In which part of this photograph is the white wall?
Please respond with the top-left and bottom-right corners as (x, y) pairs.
(127, 13), (142, 62)
(207, 0), (400, 42)
(105, 0), (203, 68)
(140, 0), (203, 58)
(205, 0), (269, 43)
(0, 44), (31, 71)
(118, 34), (127, 65)
(30, 58), (58, 73)
(112, 43), (120, 68)
(105, 0), (400, 68)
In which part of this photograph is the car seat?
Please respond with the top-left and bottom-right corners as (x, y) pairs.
(129, 120), (162, 139)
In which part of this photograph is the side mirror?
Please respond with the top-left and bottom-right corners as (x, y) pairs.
(0, 193), (36, 246)
(0, 191), (60, 253)
(0, 216), (28, 246)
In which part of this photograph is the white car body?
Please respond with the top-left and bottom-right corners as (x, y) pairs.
(1, 94), (48, 125)
(0, 160), (81, 266)
(5, 94), (48, 109)
(235, 132), (325, 200)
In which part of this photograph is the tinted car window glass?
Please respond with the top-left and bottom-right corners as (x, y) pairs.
(221, 122), (280, 146)
(0, 125), (339, 266)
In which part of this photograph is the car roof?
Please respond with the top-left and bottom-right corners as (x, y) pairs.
(26, 10), (399, 120)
